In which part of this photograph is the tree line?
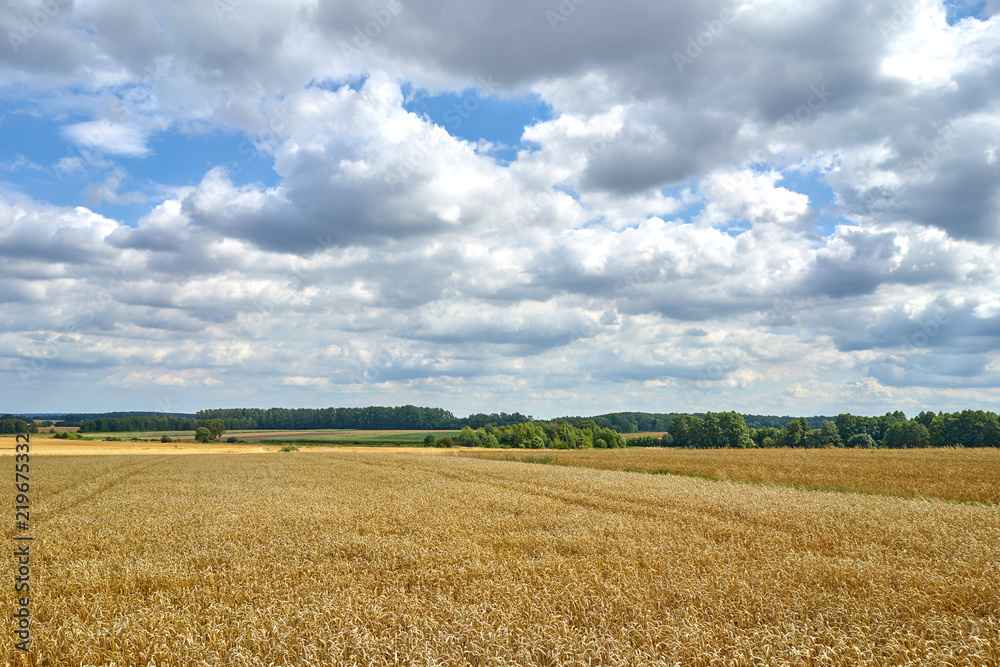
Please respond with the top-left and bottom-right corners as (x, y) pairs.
(0, 415), (38, 435)
(651, 410), (1000, 449)
(432, 421), (627, 450)
(7, 405), (1000, 448)
(194, 408), (845, 434)
(442, 409), (1000, 450)
(60, 411), (196, 427)
(78, 416), (200, 432)
(572, 412), (837, 434)
(193, 406), (532, 431)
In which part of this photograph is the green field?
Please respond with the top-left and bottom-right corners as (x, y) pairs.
(48, 428), (462, 445)
(257, 430), (461, 445)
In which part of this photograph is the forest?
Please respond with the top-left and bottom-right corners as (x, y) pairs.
(432, 421), (626, 450)
(6, 406), (1000, 449)
(77, 415), (200, 433)
(192, 406), (531, 431)
(0, 414), (38, 434)
(435, 409), (1000, 450)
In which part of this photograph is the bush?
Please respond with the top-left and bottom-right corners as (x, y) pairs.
(847, 433), (876, 448)
(521, 453), (556, 464)
(435, 436), (454, 448)
(627, 435), (660, 447)
(595, 438), (608, 449)
(226, 437), (239, 443)
(281, 444), (299, 452)
(161, 436), (173, 443)
(423, 434), (436, 446)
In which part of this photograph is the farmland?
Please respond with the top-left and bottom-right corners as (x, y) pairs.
(14, 429), (461, 444)
(3, 448), (998, 665)
(457, 447), (1000, 505)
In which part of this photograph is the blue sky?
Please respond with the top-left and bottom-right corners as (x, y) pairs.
(1, 0), (999, 417)
(403, 86), (553, 163)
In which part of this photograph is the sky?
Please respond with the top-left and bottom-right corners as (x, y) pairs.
(1, 0), (999, 418)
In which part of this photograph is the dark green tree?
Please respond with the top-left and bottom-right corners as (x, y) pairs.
(667, 414), (701, 448)
(714, 411), (754, 448)
(818, 420), (843, 448)
(205, 419), (226, 441)
(457, 426), (478, 447)
(782, 418), (808, 447)
(883, 420), (930, 449)
(846, 433), (876, 448)
(928, 410), (1000, 447)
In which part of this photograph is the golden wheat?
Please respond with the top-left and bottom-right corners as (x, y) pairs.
(2, 451), (998, 666)
(459, 447), (1000, 504)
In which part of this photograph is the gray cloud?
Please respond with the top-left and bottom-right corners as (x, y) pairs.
(1, 0), (1000, 415)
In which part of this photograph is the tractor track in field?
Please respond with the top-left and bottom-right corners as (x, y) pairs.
(1, 456), (171, 539)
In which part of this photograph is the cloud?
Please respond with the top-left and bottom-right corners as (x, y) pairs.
(61, 121), (154, 157)
(1, 0), (1000, 416)
(281, 376), (332, 389)
(82, 168), (149, 207)
(0, 155), (44, 172)
(697, 169), (813, 229)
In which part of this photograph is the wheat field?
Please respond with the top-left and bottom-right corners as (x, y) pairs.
(3, 450), (999, 666)
(458, 447), (1000, 505)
